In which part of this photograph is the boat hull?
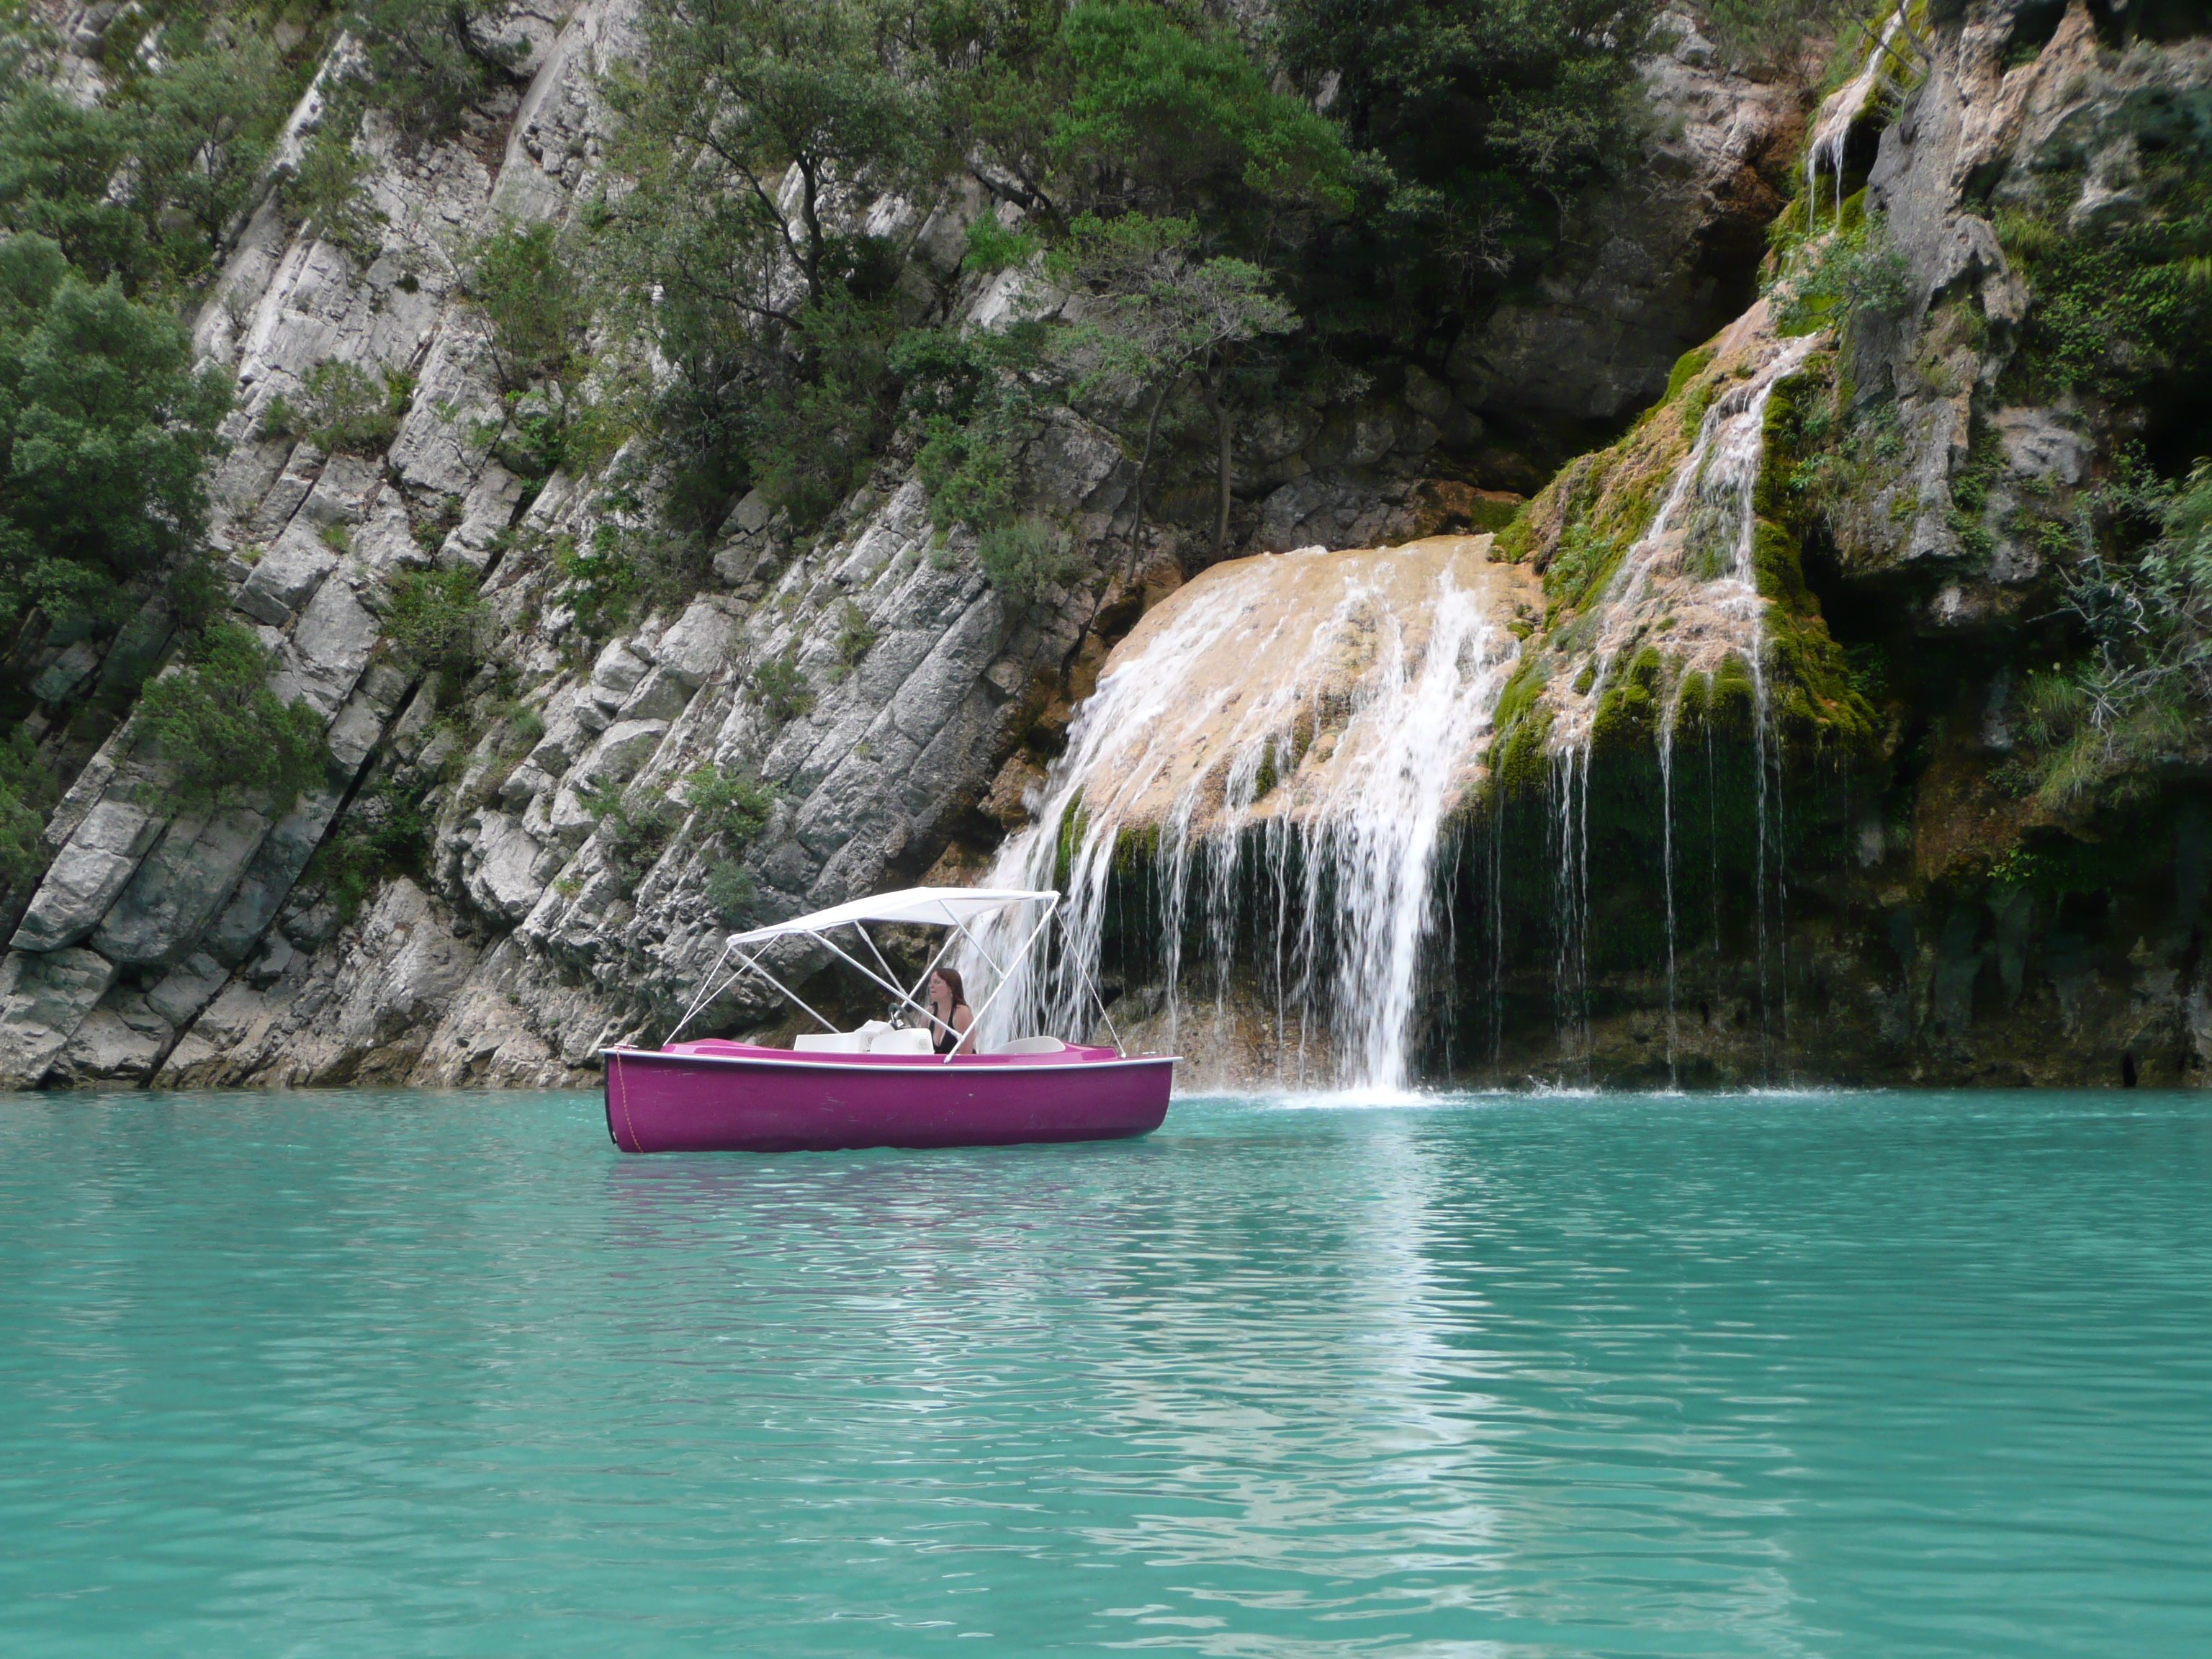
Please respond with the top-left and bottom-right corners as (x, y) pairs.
(603, 1043), (1176, 1154)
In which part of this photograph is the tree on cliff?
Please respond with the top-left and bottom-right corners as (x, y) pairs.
(593, 0), (947, 523)
(1056, 213), (1299, 562)
(0, 236), (230, 640)
(343, 0), (536, 135)
(1273, 0), (1660, 339)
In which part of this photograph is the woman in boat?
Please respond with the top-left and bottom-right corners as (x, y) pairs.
(925, 968), (976, 1056)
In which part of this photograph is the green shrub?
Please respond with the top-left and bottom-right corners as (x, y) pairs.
(303, 777), (431, 922)
(341, 0), (531, 138)
(384, 566), (490, 679)
(0, 235), (231, 640)
(752, 651), (814, 721)
(134, 621), (326, 811)
(977, 516), (1080, 604)
(1542, 521), (1620, 608)
(467, 220), (588, 391)
(1768, 213), (1910, 341)
(748, 285), (901, 528)
(0, 27), (300, 295)
(1695, 0), (1863, 75)
(680, 761), (775, 925)
(833, 599), (878, 671)
(549, 519), (709, 639)
(264, 358), (413, 454)
(963, 215), (1040, 274)
(0, 725), (55, 889)
(549, 530), (636, 641)
(1996, 152), (2212, 403)
(279, 126), (387, 259)
(914, 407), (1026, 535)
(2002, 457), (2212, 808)
(1275, 0), (1647, 325)
(704, 857), (757, 925)
(577, 773), (675, 892)
(683, 763), (775, 847)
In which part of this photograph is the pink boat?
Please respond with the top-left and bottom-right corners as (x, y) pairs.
(602, 886), (1177, 1154)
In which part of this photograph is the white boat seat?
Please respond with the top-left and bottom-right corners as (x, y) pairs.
(793, 1023), (935, 1056)
(992, 1035), (1069, 1056)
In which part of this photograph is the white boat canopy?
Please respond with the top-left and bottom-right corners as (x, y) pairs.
(720, 886), (1058, 946)
(668, 885), (1120, 1060)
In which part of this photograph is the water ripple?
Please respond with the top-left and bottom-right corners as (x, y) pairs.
(1, 1088), (2208, 1656)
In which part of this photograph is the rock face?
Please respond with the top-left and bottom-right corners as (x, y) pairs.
(1444, 9), (1805, 426)
(0, 949), (119, 1089)
(1231, 6), (1812, 540)
(0, 0), (642, 1089)
(158, 879), (480, 1087)
(5, 0), (2203, 1094)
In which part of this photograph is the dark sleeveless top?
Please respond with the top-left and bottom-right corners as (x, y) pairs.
(932, 1007), (967, 1054)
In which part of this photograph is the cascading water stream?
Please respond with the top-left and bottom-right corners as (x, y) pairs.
(966, 539), (1532, 1092)
(1805, 6), (1907, 226)
(1547, 332), (1821, 1081)
(1659, 697), (1679, 1088)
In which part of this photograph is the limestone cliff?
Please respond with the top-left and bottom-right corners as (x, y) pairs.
(3, 0), (2203, 1092)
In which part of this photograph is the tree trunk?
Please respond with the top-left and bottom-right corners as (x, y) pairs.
(795, 159), (827, 310)
(1198, 372), (1231, 563)
(1124, 374), (1175, 570)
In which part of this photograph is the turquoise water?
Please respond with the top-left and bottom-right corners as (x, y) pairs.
(1, 1089), (2208, 1657)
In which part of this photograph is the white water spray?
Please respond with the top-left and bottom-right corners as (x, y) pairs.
(967, 539), (1532, 1092)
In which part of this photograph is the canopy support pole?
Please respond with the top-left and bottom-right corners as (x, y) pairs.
(806, 928), (945, 1036)
(946, 904), (1058, 1063)
(1066, 943), (1125, 1057)
(667, 939), (738, 1043)
(853, 925), (904, 999)
(732, 947), (842, 1035)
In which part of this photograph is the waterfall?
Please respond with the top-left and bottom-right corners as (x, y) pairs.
(1659, 696), (1679, 1089)
(1549, 742), (1591, 1079)
(1547, 331), (1821, 1079)
(966, 537), (1531, 1092)
(1804, 6), (1907, 226)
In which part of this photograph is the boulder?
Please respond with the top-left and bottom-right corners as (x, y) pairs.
(467, 814), (557, 923)
(235, 521), (341, 624)
(53, 998), (173, 1084)
(10, 801), (164, 953)
(30, 639), (101, 705)
(578, 719), (670, 788)
(91, 807), (272, 968)
(590, 639), (652, 698)
(651, 599), (734, 688)
(146, 952), (235, 1028)
(201, 789), (345, 966)
(0, 947), (119, 1088)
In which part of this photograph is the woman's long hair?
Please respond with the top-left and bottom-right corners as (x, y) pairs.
(930, 966), (968, 1012)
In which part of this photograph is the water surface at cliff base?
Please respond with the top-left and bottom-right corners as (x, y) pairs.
(4, 1088), (2207, 1656)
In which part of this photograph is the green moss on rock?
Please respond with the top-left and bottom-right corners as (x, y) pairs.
(1491, 703), (1555, 800)
(1493, 653), (1549, 735)
(1664, 346), (1717, 405)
